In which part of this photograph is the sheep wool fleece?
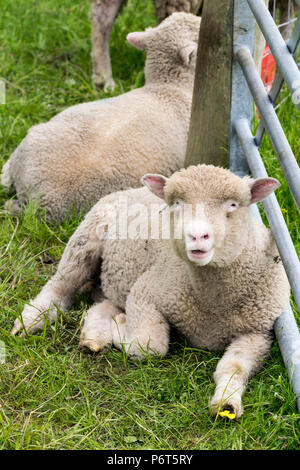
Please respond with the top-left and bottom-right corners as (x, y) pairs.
(2, 13), (200, 221)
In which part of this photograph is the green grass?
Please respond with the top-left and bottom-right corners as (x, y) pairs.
(0, 0), (299, 450)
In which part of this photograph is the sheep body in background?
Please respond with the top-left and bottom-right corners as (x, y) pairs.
(11, 164), (290, 418)
(2, 13), (200, 222)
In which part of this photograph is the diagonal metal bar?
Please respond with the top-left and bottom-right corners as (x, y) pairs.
(256, 13), (300, 147)
(235, 46), (300, 212)
(246, 0), (300, 112)
(234, 117), (300, 411)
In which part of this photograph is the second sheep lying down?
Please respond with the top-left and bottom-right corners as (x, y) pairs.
(2, 12), (200, 222)
(11, 164), (290, 418)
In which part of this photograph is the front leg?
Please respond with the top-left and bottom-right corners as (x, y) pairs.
(210, 333), (272, 419)
(90, 0), (125, 90)
(110, 272), (170, 359)
(11, 202), (108, 336)
(79, 299), (121, 352)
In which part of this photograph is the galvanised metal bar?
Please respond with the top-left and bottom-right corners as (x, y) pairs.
(229, 0), (255, 176)
(274, 306), (300, 412)
(234, 118), (300, 312)
(256, 13), (300, 147)
(234, 117), (300, 411)
(235, 46), (300, 212)
(246, 0), (300, 112)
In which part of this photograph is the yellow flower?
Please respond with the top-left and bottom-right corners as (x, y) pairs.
(218, 409), (236, 420)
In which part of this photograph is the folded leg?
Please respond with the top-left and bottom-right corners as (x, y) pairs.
(111, 277), (170, 360)
(80, 299), (121, 352)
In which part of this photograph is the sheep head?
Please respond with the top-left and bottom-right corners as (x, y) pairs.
(142, 165), (279, 267)
(127, 12), (200, 84)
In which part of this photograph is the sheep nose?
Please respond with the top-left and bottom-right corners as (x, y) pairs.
(185, 220), (214, 246)
(187, 232), (210, 242)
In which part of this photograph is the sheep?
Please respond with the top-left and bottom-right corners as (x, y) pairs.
(90, 0), (203, 89)
(1, 12), (200, 222)
(11, 164), (290, 418)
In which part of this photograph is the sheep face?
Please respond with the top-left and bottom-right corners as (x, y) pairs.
(142, 165), (280, 268)
(127, 12), (201, 82)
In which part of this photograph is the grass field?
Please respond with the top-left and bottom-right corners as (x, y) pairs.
(0, 0), (299, 450)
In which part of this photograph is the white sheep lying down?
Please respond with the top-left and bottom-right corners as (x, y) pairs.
(1, 13), (200, 222)
(11, 164), (290, 418)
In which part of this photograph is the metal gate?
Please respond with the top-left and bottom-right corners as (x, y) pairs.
(185, 0), (300, 410)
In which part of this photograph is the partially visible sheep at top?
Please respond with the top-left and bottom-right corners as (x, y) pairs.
(90, 0), (203, 90)
(1, 13), (200, 222)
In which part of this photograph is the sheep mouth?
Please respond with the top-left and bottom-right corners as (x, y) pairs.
(189, 249), (212, 260)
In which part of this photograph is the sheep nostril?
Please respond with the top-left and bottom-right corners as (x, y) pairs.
(188, 234), (197, 242)
(188, 233), (210, 242)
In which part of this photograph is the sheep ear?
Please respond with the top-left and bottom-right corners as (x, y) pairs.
(127, 31), (150, 50)
(141, 174), (168, 200)
(249, 177), (280, 203)
(179, 43), (197, 67)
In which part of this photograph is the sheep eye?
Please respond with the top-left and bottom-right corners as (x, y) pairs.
(170, 200), (182, 211)
(226, 201), (239, 214)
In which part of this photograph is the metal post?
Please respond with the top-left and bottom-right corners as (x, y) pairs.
(229, 0), (255, 176)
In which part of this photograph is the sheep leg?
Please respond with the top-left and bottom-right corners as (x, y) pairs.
(79, 299), (121, 352)
(111, 302), (170, 360)
(90, 0), (125, 90)
(153, 0), (203, 23)
(210, 333), (272, 419)
(4, 199), (22, 216)
(11, 206), (105, 336)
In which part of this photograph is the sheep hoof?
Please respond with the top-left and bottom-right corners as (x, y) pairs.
(115, 313), (126, 325)
(104, 80), (115, 92)
(4, 200), (22, 216)
(11, 318), (23, 336)
(11, 325), (20, 336)
(210, 395), (243, 420)
(93, 74), (115, 91)
(79, 338), (111, 353)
